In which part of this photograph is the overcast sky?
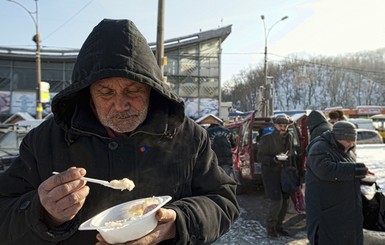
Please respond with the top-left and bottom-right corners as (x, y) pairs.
(1, 0), (385, 83)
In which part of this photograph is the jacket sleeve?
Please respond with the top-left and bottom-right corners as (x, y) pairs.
(0, 131), (79, 244)
(306, 142), (357, 181)
(165, 127), (240, 244)
(257, 135), (275, 166)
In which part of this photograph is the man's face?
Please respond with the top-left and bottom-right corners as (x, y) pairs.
(274, 123), (289, 135)
(90, 77), (151, 133)
(329, 118), (339, 125)
(337, 139), (356, 153)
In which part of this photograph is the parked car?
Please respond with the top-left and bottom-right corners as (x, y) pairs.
(0, 130), (25, 174)
(356, 128), (383, 144)
(348, 118), (375, 130)
(370, 114), (385, 143)
(0, 120), (45, 174)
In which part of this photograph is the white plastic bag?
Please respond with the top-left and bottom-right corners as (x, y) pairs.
(361, 183), (376, 200)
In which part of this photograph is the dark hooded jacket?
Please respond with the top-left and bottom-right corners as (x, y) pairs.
(305, 131), (363, 245)
(0, 19), (239, 245)
(306, 110), (332, 142)
(206, 124), (236, 166)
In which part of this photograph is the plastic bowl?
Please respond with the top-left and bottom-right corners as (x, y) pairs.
(361, 175), (377, 183)
(276, 155), (288, 161)
(79, 195), (171, 244)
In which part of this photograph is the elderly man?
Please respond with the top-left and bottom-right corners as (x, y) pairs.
(305, 121), (371, 245)
(0, 19), (239, 245)
(257, 114), (297, 238)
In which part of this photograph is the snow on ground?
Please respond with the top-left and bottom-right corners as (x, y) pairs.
(356, 144), (385, 190)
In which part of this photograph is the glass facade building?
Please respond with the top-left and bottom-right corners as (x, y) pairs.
(0, 25), (231, 121)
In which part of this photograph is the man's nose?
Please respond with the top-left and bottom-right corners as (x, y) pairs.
(113, 95), (130, 111)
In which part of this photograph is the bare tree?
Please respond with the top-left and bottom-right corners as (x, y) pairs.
(223, 49), (385, 112)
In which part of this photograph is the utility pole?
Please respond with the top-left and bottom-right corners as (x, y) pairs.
(8, 0), (43, 119)
(156, 0), (166, 82)
(34, 21), (43, 119)
(260, 15), (288, 117)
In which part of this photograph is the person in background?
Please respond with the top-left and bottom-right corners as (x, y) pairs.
(0, 19), (239, 245)
(253, 126), (275, 162)
(328, 109), (346, 124)
(307, 110), (332, 142)
(305, 121), (373, 245)
(206, 122), (236, 175)
(262, 126), (275, 136)
(257, 114), (296, 238)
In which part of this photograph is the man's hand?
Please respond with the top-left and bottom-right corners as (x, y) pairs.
(38, 167), (90, 227)
(95, 208), (177, 245)
(367, 169), (375, 176)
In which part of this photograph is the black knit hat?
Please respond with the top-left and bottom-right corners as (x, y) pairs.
(332, 121), (357, 141)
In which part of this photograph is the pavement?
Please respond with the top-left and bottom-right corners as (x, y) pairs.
(213, 186), (385, 245)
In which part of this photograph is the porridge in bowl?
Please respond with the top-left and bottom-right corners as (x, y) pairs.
(109, 178), (135, 191)
(79, 196), (172, 243)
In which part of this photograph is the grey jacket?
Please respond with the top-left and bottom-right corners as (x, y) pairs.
(0, 19), (239, 245)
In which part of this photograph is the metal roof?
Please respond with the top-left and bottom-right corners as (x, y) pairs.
(0, 25), (232, 61)
(149, 25), (232, 50)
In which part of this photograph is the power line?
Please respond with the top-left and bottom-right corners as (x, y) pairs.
(271, 53), (385, 76)
(220, 51), (385, 76)
(43, 0), (96, 41)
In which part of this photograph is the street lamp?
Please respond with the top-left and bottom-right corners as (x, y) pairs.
(8, 0), (43, 119)
(260, 15), (288, 117)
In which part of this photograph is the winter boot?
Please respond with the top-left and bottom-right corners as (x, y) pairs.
(276, 226), (290, 236)
(266, 226), (278, 238)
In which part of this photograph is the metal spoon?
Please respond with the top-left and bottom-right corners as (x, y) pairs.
(52, 172), (134, 191)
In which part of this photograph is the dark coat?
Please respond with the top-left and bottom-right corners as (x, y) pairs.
(306, 110), (332, 142)
(0, 19), (239, 245)
(257, 129), (295, 200)
(206, 124), (235, 166)
(305, 131), (363, 245)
